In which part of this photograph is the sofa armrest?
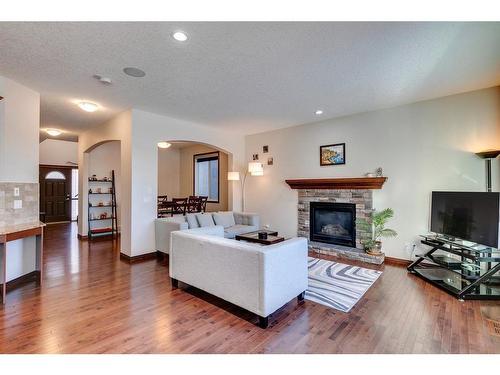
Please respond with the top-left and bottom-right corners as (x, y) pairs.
(155, 218), (188, 254)
(259, 237), (308, 316)
(233, 212), (260, 227)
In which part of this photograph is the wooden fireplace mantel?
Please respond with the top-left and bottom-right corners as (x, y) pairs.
(285, 177), (387, 190)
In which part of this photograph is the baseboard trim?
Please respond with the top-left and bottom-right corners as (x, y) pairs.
(120, 251), (159, 264)
(385, 256), (411, 267)
(0, 270), (39, 289)
(78, 233), (121, 241)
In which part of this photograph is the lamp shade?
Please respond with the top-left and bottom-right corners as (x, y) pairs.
(248, 162), (264, 176)
(476, 150), (500, 159)
(227, 171), (240, 181)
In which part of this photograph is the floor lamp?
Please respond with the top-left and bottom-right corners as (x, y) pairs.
(228, 162), (263, 211)
(475, 150), (500, 192)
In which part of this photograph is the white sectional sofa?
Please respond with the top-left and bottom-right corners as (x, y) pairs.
(169, 226), (308, 328)
(155, 211), (260, 254)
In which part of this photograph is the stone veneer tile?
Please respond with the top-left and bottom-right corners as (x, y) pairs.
(0, 182), (39, 225)
(297, 188), (376, 263)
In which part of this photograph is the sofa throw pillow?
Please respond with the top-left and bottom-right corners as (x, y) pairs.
(213, 212), (236, 229)
(196, 213), (216, 227)
(185, 213), (200, 229)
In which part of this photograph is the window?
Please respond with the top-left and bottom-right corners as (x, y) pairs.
(45, 171), (66, 180)
(194, 152), (219, 202)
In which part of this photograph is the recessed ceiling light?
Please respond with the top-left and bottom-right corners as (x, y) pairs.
(45, 128), (62, 137)
(172, 31), (188, 42)
(315, 110), (323, 115)
(158, 141), (172, 149)
(78, 102), (99, 112)
(123, 67), (146, 78)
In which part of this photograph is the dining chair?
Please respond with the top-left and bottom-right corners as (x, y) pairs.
(187, 196), (202, 213)
(157, 195), (169, 217)
(199, 196), (208, 212)
(172, 198), (188, 215)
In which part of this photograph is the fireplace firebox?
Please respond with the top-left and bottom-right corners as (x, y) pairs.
(310, 202), (356, 247)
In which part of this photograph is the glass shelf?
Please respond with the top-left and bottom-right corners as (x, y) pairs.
(410, 235), (500, 300)
(420, 234), (500, 260)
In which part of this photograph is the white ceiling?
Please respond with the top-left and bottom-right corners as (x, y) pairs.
(0, 22), (499, 141)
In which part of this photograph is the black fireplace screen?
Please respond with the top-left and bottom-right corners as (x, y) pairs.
(310, 202), (356, 247)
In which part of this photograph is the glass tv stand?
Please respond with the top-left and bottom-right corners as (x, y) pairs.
(407, 234), (500, 300)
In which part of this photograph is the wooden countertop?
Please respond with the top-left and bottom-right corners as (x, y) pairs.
(0, 221), (45, 242)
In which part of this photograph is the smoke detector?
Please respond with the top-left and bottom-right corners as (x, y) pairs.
(93, 75), (112, 85)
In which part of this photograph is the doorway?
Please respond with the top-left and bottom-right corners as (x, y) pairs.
(39, 165), (78, 223)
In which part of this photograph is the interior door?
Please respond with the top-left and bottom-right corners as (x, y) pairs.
(40, 166), (72, 223)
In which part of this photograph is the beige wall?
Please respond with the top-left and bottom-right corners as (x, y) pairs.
(179, 144), (228, 212)
(245, 86), (500, 260)
(158, 147), (181, 198)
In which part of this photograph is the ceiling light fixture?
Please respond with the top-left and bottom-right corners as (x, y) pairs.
(158, 141), (172, 149)
(93, 74), (112, 85)
(45, 128), (62, 137)
(315, 109), (324, 115)
(78, 101), (99, 112)
(172, 31), (188, 42)
(123, 67), (146, 78)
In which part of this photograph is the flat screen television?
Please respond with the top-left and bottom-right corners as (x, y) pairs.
(430, 191), (500, 248)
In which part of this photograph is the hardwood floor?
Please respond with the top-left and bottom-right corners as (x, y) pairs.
(0, 223), (498, 354)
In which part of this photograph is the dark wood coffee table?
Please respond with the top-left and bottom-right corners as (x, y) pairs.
(235, 230), (285, 245)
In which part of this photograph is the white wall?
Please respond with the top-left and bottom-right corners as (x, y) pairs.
(78, 110), (132, 255)
(129, 109), (245, 256)
(245, 86), (500, 260)
(158, 147), (181, 198)
(39, 139), (78, 166)
(0, 76), (40, 282)
(0, 76), (40, 183)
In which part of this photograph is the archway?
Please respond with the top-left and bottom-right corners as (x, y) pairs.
(79, 140), (122, 240)
(157, 140), (232, 217)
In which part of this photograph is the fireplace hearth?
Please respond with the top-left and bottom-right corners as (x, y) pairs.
(310, 202), (356, 247)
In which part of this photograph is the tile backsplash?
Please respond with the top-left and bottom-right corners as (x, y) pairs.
(0, 182), (39, 227)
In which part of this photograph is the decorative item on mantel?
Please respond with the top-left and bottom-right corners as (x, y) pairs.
(365, 167), (383, 178)
(356, 208), (398, 255)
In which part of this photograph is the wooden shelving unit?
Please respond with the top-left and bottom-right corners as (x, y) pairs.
(87, 170), (118, 240)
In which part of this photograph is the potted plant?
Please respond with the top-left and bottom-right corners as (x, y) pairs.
(357, 208), (397, 255)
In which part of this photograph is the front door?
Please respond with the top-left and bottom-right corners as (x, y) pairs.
(39, 166), (72, 223)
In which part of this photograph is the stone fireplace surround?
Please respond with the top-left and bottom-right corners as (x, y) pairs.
(287, 177), (387, 265)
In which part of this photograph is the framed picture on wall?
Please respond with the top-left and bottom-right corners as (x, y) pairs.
(320, 143), (345, 166)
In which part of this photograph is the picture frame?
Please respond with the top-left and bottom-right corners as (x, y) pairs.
(320, 143), (346, 166)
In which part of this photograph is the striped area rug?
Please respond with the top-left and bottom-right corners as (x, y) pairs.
(306, 257), (382, 313)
